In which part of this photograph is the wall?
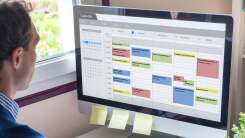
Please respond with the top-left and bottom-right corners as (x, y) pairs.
(17, 91), (95, 138)
(110, 0), (232, 14)
(230, 0), (245, 127)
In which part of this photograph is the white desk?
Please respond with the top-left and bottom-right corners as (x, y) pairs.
(76, 126), (180, 138)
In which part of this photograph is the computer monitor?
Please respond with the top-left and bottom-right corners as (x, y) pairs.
(74, 5), (233, 137)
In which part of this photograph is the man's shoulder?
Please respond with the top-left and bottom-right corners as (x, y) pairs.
(0, 107), (44, 138)
(3, 122), (44, 138)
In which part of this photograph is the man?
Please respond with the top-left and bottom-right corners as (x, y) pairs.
(0, 1), (44, 137)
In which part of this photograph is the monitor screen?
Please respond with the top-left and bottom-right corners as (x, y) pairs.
(74, 5), (233, 128)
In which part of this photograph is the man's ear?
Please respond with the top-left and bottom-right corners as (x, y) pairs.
(9, 47), (24, 70)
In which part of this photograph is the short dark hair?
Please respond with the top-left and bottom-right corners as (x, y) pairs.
(0, 0), (33, 69)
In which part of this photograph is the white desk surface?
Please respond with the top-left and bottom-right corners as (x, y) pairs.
(76, 126), (180, 138)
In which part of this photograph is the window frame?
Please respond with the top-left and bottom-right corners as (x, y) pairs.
(15, 52), (76, 99)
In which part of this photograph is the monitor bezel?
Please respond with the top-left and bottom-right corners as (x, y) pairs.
(74, 5), (233, 129)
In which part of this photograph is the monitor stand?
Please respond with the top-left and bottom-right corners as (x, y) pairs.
(76, 126), (180, 138)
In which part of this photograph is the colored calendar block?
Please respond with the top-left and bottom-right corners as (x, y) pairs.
(152, 53), (172, 64)
(152, 75), (172, 86)
(113, 69), (130, 77)
(196, 96), (217, 105)
(197, 58), (219, 79)
(173, 87), (194, 106)
(132, 61), (151, 69)
(113, 77), (130, 85)
(112, 48), (130, 58)
(132, 48), (151, 58)
(132, 87), (151, 98)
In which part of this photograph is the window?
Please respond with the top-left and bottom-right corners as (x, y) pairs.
(15, 0), (76, 99)
(31, 0), (74, 61)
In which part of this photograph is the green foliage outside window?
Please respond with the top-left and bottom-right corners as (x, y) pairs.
(31, 0), (63, 61)
(231, 113), (245, 138)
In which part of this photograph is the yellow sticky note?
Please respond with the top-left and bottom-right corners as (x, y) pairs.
(108, 109), (129, 130)
(89, 105), (108, 125)
(132, 113), (153, 136)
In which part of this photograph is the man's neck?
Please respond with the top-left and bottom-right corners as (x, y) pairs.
(0, 83), (15, 99)
(0, 69), (16, 99)
(0, 89), (14, 99)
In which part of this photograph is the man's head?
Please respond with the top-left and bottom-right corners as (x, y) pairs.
(0, 0), (39, 93)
